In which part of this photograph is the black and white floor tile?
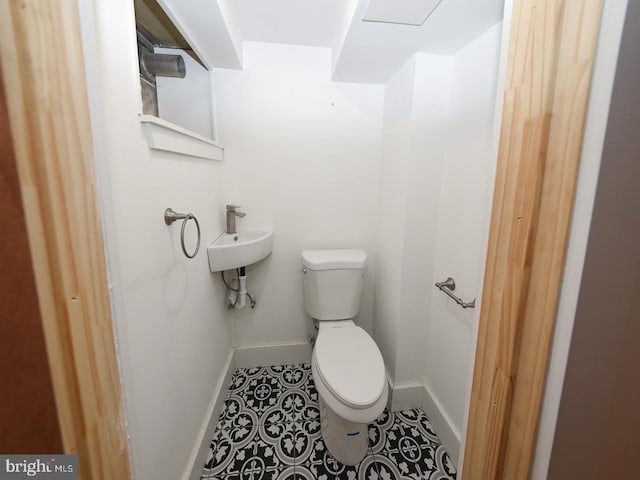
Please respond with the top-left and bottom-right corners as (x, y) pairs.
(201, 364), (457, 480)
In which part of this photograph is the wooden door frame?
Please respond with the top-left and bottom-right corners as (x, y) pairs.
(0, 1), (131, 478)
(463, 1), (604, 479)
(0, 0), (604, 479)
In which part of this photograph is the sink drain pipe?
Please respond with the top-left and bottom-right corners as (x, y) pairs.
(221, 267), (256, 309)
(236, 267), (248, 309)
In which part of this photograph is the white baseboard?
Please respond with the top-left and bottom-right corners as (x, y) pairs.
(234, 342), (312, 368)
(385, 371), (394, 410)
(421, 385), (461, 465)
(387, 380), (461, 465)
(182, 349), (235, 480)
(389, 383), (424, 411)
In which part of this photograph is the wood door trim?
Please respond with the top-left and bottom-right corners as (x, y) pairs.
(463, 1), (604, 479)
(0, 1), (131, 477)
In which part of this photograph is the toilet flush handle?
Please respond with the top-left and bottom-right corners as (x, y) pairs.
(301, 267), (307, 274)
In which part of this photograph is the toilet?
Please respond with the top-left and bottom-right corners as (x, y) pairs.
(301, 249), (388, 465)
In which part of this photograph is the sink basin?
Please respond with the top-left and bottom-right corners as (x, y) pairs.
(207, 229), (274, 272)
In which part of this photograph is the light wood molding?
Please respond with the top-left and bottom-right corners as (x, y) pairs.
(0, 1), (131, 478)
(463, 1), (604, 479)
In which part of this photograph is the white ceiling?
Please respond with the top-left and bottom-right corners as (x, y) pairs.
(234, 0), (347, 48)
(232, 0), (505, 83)
(362, 0), (443, 26)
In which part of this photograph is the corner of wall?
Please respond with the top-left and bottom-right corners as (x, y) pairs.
(422, 384), (461, 465)
(183, 348), (236, 480)
(371, 56), (419, 385)
(330, 0), (360, 75)
(386, 379), (462, 466)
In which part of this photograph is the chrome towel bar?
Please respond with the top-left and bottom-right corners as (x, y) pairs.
(164, 208), (200, 259)
(435, 277), (476, 309)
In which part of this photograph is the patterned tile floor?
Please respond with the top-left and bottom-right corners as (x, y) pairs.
(201, 364), (457, 480)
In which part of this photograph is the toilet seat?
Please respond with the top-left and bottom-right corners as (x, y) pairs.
(312, 324), (388, 423)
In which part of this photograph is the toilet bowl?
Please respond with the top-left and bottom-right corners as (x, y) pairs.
(302, 249), (388, 465)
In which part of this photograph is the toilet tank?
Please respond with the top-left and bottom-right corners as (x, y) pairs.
(301, 249), (367, 320)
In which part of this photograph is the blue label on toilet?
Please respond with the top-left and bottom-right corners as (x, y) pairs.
(346, 432), (360, 437)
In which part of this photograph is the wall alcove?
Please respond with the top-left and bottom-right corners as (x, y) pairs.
(134, 0), (223, 160)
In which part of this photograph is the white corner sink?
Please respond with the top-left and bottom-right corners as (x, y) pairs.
(207, 229), (274, 272)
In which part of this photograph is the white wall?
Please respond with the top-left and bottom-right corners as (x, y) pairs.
(374, 53), (453, 387)
(212, 42), (384, 347)
(374, 23), (502, 457)
(425, 24), (502, 437)
(156, 47), (214, 139)
(395, 53), (453, 387)
(79, 1), (233, 479)
(373, 57), (416, 383)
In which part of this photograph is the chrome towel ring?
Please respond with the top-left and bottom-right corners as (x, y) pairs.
(164, 208), (201, 259)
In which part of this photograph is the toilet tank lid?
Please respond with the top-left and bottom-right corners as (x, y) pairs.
(302, 249), (367, 270)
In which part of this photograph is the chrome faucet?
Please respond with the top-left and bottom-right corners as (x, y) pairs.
(225, 204), (246, 234)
